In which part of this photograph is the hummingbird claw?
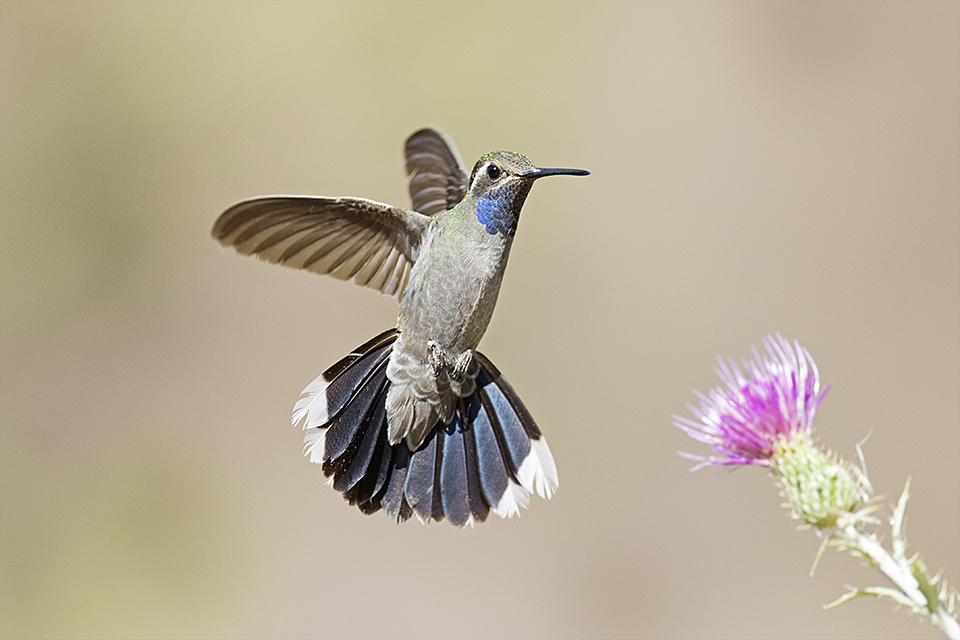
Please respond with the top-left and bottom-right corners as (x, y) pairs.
(451, 349), (474, 381)
(427, 340), (445, 377)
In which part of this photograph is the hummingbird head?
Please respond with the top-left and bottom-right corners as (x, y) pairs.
(467, 151), (589, 237)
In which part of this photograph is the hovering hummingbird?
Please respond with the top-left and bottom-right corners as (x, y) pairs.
(212, 128), (589, 526)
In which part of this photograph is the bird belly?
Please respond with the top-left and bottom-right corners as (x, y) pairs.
(386, 241), (507, 449)
(399, 240), (506, 356)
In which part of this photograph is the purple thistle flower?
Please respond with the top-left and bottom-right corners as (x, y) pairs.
(674, 338), (958, 636)
(674, 334), (830, 471)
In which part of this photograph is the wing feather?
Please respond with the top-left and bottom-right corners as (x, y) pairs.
(404, 128), (469, 215)
(211, 196), (430, 296)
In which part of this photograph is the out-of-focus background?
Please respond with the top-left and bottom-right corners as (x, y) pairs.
(1, 2), (957, 638)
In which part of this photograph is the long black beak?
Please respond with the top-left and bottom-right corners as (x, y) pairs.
(521, 167), (590, 179)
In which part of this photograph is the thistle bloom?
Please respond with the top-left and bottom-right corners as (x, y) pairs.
(674, 334), (860, 527)
(674, 335), (959, 638)
(674, 333), (828, 470)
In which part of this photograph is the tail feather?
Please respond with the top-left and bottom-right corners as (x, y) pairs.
(345, 422), (392, 512)
(322, 328), (399, 382)
(330, 381), (389, 493)
(439, 413), (471, 527)
(464, 392), (514, 516)
(403, 426), (442, 523)
(456, 400), (491, 525)
(475, 369), (530, 480)
(475, 352), (543, 439)
(379, 445), (411, 521)
(297, 330), (558, 526)
(292, 328), (397, 431)
(476, 352), (558, 502)
(322, 367), (387, 464)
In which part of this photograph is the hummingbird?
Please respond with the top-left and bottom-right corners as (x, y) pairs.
(212, 128), (589, 526)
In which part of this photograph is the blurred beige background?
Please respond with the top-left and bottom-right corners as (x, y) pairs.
(1, 2), (957, 639)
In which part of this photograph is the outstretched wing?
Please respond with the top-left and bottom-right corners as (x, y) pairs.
(404, 128), (469, 215)
(211, 196), (431, 297)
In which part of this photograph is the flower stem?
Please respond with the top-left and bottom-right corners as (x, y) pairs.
(841, 523), (959, 640)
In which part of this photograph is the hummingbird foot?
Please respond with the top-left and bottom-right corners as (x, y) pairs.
(427, 341), (474, 382)
(450, 349), (474, 381)
(427, 340), (446, 377)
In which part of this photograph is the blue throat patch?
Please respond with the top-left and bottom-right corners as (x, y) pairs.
(476, 189), (517, 237)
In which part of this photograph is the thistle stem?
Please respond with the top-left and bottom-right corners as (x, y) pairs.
(842, 524), (959, 640)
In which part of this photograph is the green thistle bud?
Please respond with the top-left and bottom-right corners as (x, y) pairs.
(772, 432), (861, 528)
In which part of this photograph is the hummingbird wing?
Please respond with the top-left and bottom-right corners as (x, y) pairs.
(404, 128), (469, 215)
(211, 196), (431, 297)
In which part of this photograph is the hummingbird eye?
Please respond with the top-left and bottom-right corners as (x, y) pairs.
(485, 163), (502, 181)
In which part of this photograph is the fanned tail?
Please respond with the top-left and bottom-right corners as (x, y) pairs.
(295, 331), (559, 526)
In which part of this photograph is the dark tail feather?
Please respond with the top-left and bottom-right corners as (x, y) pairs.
(296, 332), (558, 526)
(293, 328), (398, 433)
